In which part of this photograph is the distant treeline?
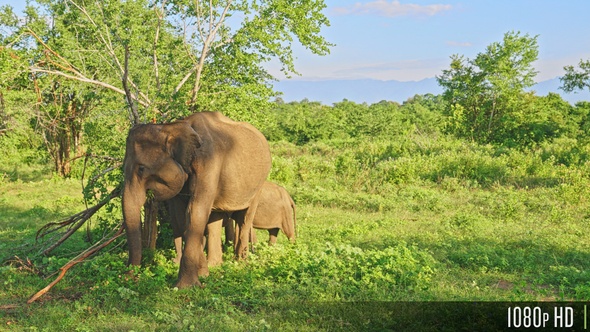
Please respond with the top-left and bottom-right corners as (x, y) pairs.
(263, 94), (590, 148)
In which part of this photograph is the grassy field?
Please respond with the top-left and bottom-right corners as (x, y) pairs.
(2, 137), (590, 330)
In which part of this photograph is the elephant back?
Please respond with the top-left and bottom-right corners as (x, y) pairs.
(184, 111), (272, 210)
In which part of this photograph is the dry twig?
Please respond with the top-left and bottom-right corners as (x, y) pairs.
(36, 187), (121, 256)
(27, 225), (125, 304)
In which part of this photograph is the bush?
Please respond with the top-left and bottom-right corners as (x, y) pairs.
(241, 241), (437, 299)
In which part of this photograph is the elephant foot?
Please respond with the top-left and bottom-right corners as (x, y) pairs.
(235, 247), (249, 260)
(198, 266), (210, 277)
(174, 274), (204, 289)
(207, 252), (223, 267)
(208, 257), (223, 268)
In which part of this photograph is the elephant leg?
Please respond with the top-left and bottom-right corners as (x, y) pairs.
(249, 227), (257, 254)
(234, 190), (261, 260)
(167, 196), (188, 264)
(175, 199), (211, 289)
(223, 214), (235, 252)
(268, 228), (279, 245)
(233, 209), (253, 259)
(173, 237), (183, 265)
(206, 212), (224, 267)
(250, 227), (258, 244)
(232, 210), (246, 257)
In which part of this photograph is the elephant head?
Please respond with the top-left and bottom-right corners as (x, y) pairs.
(122, 122), (201, 266)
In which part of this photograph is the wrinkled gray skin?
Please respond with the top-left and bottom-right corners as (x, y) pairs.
(122, 111), (271, 289)
(172, 181), (296, 263)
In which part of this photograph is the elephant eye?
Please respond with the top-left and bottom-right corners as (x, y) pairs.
(137, 165), (145, 177)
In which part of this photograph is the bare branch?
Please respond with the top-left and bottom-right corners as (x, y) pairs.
(174, 63), (198, 95)
(189, 0), (233, 105)
(194, 0), (206, 46)
(36, 187), (122, 255)
(123, 45), (140, 125)
(153, 1), (166, 93)
(25, 21), (152, 109)
(27, 225), (125, 304)
(30, 68), (149, 108)
(89, 164), (122, 185)
(26, 28), (79, 74)
(64, 0), (151, 107)
(209, 0), (214, 36)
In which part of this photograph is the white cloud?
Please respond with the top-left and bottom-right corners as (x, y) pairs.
(333, 0), (453, 18)
(446, 41), (473, 47)
(269, 58), (449, 82)
(533, 52), (590, 82)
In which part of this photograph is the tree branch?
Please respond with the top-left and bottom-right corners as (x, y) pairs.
(188, 0), (233, 105)
(27, 225), (125, 304)
(153, 1), (166, 93)
(123, 45), (140, 125)
(30, 68), (149, 108)
(36, 187), (122, 255)
(60, 0), (152, 108)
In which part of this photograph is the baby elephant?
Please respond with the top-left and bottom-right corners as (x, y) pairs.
(248, 181), (297, 245)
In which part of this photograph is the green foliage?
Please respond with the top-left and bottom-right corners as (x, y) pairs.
(437, 31), (556, 146)
(561, 59), (590, 93)
(4, 151), (590, 329)
(2, 16), (590, 328)
(0, 0), (333, 215)
(264, 96), (442, 144)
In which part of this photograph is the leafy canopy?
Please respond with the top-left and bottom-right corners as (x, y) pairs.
(437, 31), (543, 146)
(561, 59), (590, 94)
(1, 0), (333, 125)
(0, 0), (332, 200)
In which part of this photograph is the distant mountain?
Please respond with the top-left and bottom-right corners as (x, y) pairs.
(531, 78), (590, 104)
(273, 78), (590, 105)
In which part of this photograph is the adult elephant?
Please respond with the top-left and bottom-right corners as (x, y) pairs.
(122, 111), (271, 289)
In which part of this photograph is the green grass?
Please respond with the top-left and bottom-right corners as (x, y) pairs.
(2, 138), (590, 330)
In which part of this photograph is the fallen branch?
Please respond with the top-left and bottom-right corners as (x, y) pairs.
(0, 304), (19, 310)
(36, 187), (121, 256)
(5, 256), (40, 275)
(27, 224), (125, 304)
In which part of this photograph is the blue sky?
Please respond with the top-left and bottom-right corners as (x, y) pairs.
(286, 0), (590, 82)
(3, 0), (589, 83)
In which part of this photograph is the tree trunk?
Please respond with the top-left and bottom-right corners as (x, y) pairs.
(61, 129), (71, 177)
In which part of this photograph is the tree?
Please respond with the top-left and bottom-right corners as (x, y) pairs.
(400, 94), (445, 134)
(437, 31), (541, 145)
(561, 59), (590, 94)
(0, 0), (333, 283)
(1, 0), (332, 172)
(0, 0), (334, 198)
(3, 0), (332, 123)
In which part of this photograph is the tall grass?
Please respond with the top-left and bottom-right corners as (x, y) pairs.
(2, 128), (590, 330)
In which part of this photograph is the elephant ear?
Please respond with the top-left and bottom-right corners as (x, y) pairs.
(165, 123), (202, 172)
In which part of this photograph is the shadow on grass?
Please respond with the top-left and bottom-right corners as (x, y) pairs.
(367, 234), (590, 298)
(0, 202), (91, 263)
(0, 162), (53, 183)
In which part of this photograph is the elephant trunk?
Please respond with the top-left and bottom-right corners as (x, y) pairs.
(122, 181), (147, 266)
